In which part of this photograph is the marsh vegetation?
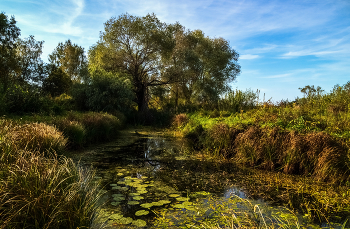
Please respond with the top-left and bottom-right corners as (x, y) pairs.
(1, 11), (350, 229)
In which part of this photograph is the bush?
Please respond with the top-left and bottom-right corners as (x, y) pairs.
(72, 70), (135, 114)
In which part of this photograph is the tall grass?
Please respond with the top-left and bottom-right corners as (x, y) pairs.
(175, 82), (350, 184)
(0, 119), (103, 228)
(7, 111), (124, 148)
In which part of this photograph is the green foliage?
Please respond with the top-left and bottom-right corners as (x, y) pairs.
(176, 81), (350, 184)
(3, 83), (43, 114)
(42, 66), (72, 97)
(218, 88), (260, 113)
(71, 70), (135, 114)
(49, 39), (88, 82)
(0, 12), (21, 92)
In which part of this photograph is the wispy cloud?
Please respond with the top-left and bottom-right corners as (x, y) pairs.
(240, 54), (260, 60)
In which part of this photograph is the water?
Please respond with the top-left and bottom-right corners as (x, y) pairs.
(71, 130), (349, 228)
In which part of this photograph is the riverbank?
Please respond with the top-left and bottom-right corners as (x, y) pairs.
(172, 110), (350, 226)
(0, 111), (125, 228)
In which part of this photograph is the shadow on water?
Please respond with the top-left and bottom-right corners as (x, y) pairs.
(73, 132), (349, 228)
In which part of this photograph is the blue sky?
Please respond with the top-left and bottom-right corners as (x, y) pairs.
(1, 0), (349, 102)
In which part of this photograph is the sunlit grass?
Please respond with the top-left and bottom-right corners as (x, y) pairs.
(0, 118), (104, 228)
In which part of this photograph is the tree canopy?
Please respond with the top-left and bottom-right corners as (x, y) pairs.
(89, 13), (240, 116)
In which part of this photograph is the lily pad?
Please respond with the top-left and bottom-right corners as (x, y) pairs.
(117, 181), (125, 184)
(113, 196), (125, 201)
(117, 172), (124, 176)
(118, 217), (133, 224)
(129, 192), (141, 196)
(112, 193), (124, 197)
(111, 201), (120, 206)
(183, 201), (193, 206)
(111, 186), (122, 190)
(127, 201), (139, 205)
(152, 201), (164, 206)
(158, 200), (171, 205)
(110, 184), (118, 186)
(133, 196), (144, 200)
(176, 197), (189, 202)
(137, 190), (148, 194)
(132, 219), (147, 227)
(120, 187), (129, 191)
(140, 203), (154, 208)
(135, 210), (149, 216)
(109, 213), (123, 220)
(169, 194), (180, 198)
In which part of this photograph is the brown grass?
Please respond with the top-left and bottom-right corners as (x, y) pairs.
(5, 122), (67, 154)
(200, 124), (350, 183)
(172, 113), (189, 128)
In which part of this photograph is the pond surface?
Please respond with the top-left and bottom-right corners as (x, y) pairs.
(71, 129), (348, 228)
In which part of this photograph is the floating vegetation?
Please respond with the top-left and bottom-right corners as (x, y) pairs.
(133, 196), (144, 200)
(111, 193), (124, 197)
(140, 203), (154, 208)
(113, 196), (125, 201)
(169, 194), (180, 198)
(176, 197), (190, 202)
(158, 200), (171, 205)
(132, 219), (147, 227)
(127, 201), (139, 205)
(87, 134), (350, 228)
(109, 213), (123, 220)
(129, 192), (141, 196)
(135, 210), (149, 216)
(117, 217), (133, 224)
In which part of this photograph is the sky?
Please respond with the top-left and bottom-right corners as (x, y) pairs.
(1, 0), (350, 102)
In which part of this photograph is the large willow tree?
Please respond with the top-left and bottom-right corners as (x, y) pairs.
(89, 13), (176, 115)
(89, 13), (240, 116)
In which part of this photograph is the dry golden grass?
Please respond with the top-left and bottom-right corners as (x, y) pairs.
(172, 113), (189, 128)
(6, 122), (67, 153)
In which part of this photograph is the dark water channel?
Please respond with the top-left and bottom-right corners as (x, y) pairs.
(72, 131), (348, 228)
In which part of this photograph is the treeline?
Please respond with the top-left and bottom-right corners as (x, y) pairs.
(0, 12), (241, 123)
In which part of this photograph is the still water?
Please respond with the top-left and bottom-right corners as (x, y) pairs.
(72, 130), (347, 228)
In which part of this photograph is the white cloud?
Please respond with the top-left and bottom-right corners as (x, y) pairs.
(240, 54), (260, 60)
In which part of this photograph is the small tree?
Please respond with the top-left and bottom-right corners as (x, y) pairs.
(49, 39), (88, 83)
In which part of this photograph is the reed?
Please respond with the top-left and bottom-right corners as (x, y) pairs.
(0, 119), (103, 229)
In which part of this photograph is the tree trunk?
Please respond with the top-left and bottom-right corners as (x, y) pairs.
(135, 82), (152, 123)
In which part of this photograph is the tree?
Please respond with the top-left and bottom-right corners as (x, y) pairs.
(299, 85), (324, 98)
(49, 39), (88, 82)
(16, 35), (45, 84)
(165, 28), (240, 109)
(42, 66), (72, 97)
(89, 13), (176, 115)
(0, 12), (21, 92)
